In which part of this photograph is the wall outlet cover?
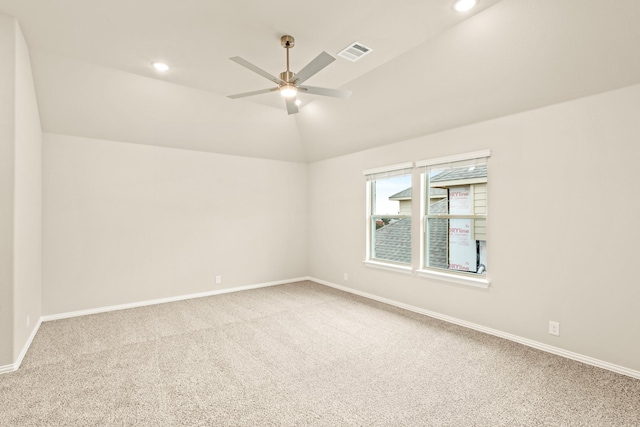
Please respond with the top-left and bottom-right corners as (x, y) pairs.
(549, 321), (560, 336)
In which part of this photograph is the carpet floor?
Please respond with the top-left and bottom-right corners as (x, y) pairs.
(1, 280), (639, 426)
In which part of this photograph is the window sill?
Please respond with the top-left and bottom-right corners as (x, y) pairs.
(416, 269), (490, 288)
(364, 260), (413, 275)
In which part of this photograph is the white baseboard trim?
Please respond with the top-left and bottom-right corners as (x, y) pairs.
(310, 277), (640, 381)
(15, 317), (43, 370)
(0, 317), (43, 375)
(0, 364), (14, 375)
(41, 277), (309, 322)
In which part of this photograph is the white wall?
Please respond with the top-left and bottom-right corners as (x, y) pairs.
(0, 15), (42, 369)
(308, 83), (640, 373)
(13, 21), (42, 361)
(42, 134), (308, 315)
(0, 14), (16, 367)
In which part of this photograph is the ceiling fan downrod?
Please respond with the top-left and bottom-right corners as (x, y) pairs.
(280, 35), (295, 84)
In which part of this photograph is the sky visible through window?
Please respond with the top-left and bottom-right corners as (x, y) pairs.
(374, 175), (411, 215)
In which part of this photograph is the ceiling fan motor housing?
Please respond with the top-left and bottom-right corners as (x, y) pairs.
(280, 71), (295, 83)
(281, 35), (295, 48)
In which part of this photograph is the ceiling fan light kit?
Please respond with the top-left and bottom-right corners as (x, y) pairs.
(228, 35), (352, 115)
(279, 85), (297, 98)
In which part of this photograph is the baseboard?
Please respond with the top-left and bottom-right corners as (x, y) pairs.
(0, 317), (43, 375)
(0, 364), (14, 375)
(310, 277), (640, 381)
(41, 277), (309, 322)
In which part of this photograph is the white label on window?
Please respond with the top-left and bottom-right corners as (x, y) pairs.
(449, 187), (471, 213)
(449, 186), (476, 272)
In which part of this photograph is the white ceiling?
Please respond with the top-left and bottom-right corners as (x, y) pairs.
(2, 0), (640, 162)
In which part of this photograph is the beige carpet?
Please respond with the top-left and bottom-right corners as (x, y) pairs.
(1, 280), (639, 426)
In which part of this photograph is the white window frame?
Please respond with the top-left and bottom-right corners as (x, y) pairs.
(416, 150), (491, 288)
(363, 162), (414, 274)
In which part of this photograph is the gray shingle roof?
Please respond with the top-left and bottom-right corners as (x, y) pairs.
(431, 165), (487, 182)
(427, 198), (448, 269)
(389, 187), (412, 200)
(390, 187), (446, 201)
(374, 218), (411, 264)
(430, 188), (447, 197)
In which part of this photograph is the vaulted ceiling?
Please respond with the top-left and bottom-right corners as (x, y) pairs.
(2, 0), (640, 162)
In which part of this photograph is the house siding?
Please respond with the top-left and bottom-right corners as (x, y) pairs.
(474, 183), (487, 241)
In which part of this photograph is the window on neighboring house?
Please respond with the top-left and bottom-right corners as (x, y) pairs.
(364, 162), (413, 269)
(417, 150), (490, 284)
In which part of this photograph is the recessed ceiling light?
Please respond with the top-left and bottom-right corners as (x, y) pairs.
(152, 62), (170, 72)
(295, 99), (302, 106)
(453, 0), (477, 12)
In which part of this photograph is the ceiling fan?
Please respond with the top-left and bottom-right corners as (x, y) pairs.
(227, 35), (352, 115)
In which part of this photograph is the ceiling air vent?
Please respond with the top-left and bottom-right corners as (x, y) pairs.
(337, 42), (373, 62)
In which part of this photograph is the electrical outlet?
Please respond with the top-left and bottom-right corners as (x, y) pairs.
(215, 275), (221, 284)
(549, 321), (560, 336)
(343, 273), (348, 281)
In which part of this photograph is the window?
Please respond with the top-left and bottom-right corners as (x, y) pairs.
(418, 150), (490, 285)
(364, 162), (413, 270)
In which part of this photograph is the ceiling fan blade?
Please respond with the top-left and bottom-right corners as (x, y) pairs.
(230, 56), (284, 85)
(285, 97), (299, 115)
(299, 85), (352, 99)
(293, 52), (335, 84)
(227, 87), (278, 99)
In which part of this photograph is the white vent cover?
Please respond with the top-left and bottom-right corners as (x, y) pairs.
(337, 42), (373, 62)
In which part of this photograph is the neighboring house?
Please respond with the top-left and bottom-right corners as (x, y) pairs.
(430, 165), (487, 245)
(388, 188), (412, 215)
(374, 166), (487, 271)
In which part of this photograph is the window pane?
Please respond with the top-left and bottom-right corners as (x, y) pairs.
(373, 218), (412, 264)
(426, 218), (448, 269)
(448, 218), (477, 272)
(426, 218), (486, 273)
(373, 174), (412, 215)
(424, 162), (487, 275)
(427, 165), (487, 215)
(370, 173), (412, 265)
